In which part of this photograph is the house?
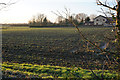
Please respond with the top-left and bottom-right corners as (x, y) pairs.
(94, 15), (114, 26)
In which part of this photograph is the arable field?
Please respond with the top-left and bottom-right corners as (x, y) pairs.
(2, 27), (119, 79)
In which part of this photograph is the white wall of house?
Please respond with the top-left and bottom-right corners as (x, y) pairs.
(94, 16), (107, 26)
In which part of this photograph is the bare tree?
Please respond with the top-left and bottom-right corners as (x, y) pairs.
(36, 14), (46, 24)
(75, 13), (87, 23)
(57, 16), (63, 24)
(96, 0), (120, 54)
(90, 14), (97, 21)
(29, 13), (47, 26)
(96, 0), (120, 79)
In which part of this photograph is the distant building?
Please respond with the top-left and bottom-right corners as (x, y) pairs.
(84, 21), (94, 26)
(93, 15), (115, 26)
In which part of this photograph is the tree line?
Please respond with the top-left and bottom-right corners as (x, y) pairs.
(28, 13), (96, 27)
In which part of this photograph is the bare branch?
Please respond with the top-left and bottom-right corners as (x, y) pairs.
(0, 0), (18, 11)
(100, 8), (108, 17)
(0, 3), (7, 5)
(56, 10), (63, 17)
(96, 0), (117, 11)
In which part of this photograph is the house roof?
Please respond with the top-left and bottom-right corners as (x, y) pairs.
(94, 15), (107, 20)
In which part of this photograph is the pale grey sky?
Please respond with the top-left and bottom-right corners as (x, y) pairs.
(0, 0), (116, 23)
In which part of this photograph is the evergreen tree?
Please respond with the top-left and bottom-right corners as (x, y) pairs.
(85, 17), (90, 22)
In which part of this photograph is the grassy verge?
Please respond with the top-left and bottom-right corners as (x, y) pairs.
(2, 62), (118, 79)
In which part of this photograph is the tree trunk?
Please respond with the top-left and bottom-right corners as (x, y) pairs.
(117, 1), (120, 50)
(116, 1), (120, 79)
(116, 2), (120, 54)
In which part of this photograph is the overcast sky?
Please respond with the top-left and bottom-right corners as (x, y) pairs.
(0, 0), (116, 23)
